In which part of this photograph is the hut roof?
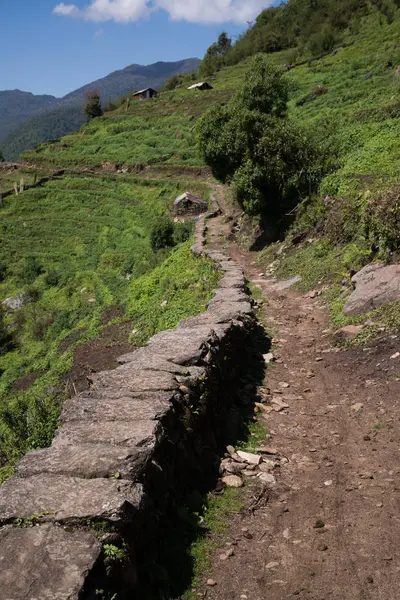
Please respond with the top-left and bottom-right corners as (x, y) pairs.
(174, 192), (206, 206)
(187, 82), (213, 90)
(133, 88), (157, 96)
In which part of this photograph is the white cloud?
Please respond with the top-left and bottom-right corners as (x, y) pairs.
(157, 0), (268, 24)
(53, 0), (269, 24)
(53, 2), (80, 16)
(94, 28), (104, 36)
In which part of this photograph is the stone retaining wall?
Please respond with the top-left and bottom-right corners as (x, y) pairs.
(0, 203), (256, 600)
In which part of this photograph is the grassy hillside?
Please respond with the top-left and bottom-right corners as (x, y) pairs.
(0, 172), (219, 481)
(25, 13), (399, 183)
(2, 59), (200, 161)
(1, 7), (400, 479)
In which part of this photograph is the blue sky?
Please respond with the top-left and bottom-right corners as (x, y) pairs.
(1, 1), (269, 98)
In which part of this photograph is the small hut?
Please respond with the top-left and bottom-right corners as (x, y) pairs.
(132, 88), (158, 100)
(173, 192), (208, 217)
(187, 82), (213, 91)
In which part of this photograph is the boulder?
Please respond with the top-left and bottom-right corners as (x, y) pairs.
(1, 293), (25, 310)
(343, 263), (400, 316)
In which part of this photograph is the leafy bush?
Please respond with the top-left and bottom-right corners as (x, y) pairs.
(150, 217), (175, 252)
(235, 56), (288, 117)
(0, 262), (7, 282)
(308, 28), (336, 57)
(173, 221), (194, 244)
(17, 257), (44, 285)
(0, 308), (14, 357)
(198, 55), (327, 221)
(44, 269), (61, 287)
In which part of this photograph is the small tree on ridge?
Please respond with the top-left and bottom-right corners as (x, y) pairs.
(84, 90), (103, 121)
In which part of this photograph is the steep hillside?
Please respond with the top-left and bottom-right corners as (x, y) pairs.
(0, 90), (57, 143)
(1, 58), (200, 160)
(1, 0), (400, 532)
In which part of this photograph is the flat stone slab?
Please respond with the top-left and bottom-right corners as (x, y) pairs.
(117, 350), (200, 374)
(0, 524), (101, 600)
(219, 275), (246, 289)
(208, 301), (253, 322)
(53, 419), (158, 448)
(145, 326), (229, 364)
(0, 475), (144, 523)
(90, 368), (178, 392)
(17, 444), (151, 480)
(207, 288), (249, 306)
(343, 263), (400, 316)
(61, 391), (172, 423)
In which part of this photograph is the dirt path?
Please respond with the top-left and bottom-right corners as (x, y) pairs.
(197, 192), (400, 599)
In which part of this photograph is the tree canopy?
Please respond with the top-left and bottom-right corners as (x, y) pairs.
(83, 90), (103, 121)
(199, 32), (232, 77)
(198, 55), (327, 221)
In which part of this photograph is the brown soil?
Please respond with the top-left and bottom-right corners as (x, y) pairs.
(65, 320), (134, 393)
(11, 371), (43, 393)
(196, 190), (400, 600)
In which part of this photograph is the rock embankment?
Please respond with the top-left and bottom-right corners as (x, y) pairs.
(0, 203), (257, 600)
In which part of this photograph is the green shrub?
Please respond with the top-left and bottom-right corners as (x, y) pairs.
(0, 308), (14, 357)
(17, 257), (44, 285)
(150, 217), (175, 252)
(44, 269), (61, 287)
(308, 28), (336, 57)
(198, 55), (327, 221)
(0, 262), (7, 282)
(173, 221), (194, 244)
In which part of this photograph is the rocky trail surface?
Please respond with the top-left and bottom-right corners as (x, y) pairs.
(196, 192), (400, 600)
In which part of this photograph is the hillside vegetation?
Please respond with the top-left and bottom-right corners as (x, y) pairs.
(1, 59), (200, 161)
(0, 170), (219, 481)
(1, 0), (400, 484)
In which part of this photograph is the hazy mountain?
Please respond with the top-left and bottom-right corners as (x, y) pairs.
(1, 58), (200, 160)
(0, 90), (57, 143)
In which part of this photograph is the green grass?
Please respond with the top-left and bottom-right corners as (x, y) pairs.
(0, 174), (219, 482)
(184, 487), (244, 600)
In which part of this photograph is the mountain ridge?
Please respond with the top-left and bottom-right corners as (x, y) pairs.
(1, 58), (200, 160)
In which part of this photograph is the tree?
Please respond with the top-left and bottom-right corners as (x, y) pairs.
(199, 31), (232, 77)
(83, 90), (103, 121)
(235, 54), (288, 117)
(198, 55), (325, 222)
(0, 149), (5, 162)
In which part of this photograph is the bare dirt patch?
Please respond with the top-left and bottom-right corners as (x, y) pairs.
(66, 321), (134, 393)
(11, 371), (44, 393)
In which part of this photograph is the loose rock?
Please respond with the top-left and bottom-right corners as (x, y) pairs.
(222, 475), (244, 488)
(258, 473), (276, 485)
(263, 353), (275, 363)
(237, 450), (262, 465)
